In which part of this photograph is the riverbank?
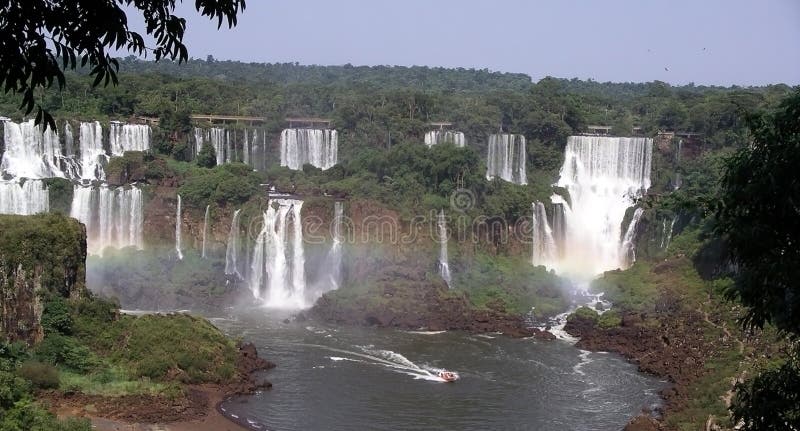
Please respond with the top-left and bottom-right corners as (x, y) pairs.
(46, 342), (274, 431)
(562, 255), (766, 430)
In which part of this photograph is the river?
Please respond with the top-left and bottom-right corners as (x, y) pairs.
(203, 307), (664, 431)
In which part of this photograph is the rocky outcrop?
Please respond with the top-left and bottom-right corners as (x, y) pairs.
(0, 213), (87, 344)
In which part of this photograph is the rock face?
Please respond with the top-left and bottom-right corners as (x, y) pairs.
(0, 213), (87, 344)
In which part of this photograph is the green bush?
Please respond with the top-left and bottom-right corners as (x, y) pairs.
(597, 310), (622, 329)
(40, 296), (73, 336)
(568, 306), (599, 322)
(17, 361), (59, 389)
(34, 335), (97, 373)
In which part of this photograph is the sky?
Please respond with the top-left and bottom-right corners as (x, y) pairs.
(128, 0), (800, 86)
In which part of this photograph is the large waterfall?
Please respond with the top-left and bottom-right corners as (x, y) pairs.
(109, 122), (151, 156)
(249, 199), (307, 308)
(0, 180), (49, 215)
(437, 210), (452, 287)
(540, 136), (652, 278)
(280, 129), (338, 170)
(486, 134), (527, 185)
(69, 185), (144, 255)
(225, 209), (243, 279)
(425, 131), (465, 148)
(175, 195), (183, 260)
(1, 119), (65, 179)
(78, 121), (108, 181)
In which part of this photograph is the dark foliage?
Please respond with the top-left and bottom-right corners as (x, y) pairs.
(0, 0), (245, 129)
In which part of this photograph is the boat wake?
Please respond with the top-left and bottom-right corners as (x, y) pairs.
(304, 344), (455, 382)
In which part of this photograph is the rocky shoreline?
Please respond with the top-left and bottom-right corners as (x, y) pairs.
(47, 342), (275, 430)
(564, 298), (742, 430)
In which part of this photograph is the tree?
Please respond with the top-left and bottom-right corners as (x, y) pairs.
(0, 0), (246, 129)
(716, 89), (800, 335)
(717, 89), (800, 430)
(196, 142), (217, 168)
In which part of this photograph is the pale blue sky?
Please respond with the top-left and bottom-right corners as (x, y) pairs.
(128, 0), (800, 86)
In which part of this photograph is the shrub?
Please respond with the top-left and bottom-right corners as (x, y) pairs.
(598, 310), (622, 329)
(569, 306), (599, 322)
(17, 361), (59, 389)
(40, 296), (73, 336)
(34, 335), (96, 373)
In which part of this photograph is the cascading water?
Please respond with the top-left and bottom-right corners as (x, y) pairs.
(202, 205), (210, 259)
(486, 134), (527, 185)
(78, 121), (107, 181)
(194, 127), (229, 165)
(69, 185), (143, 255)
(280, 129), (338, 170)
(109, 122), (151, 156)
(437, 210), (452, 287)
(620, 208), (645, 267)
(425, 131), (465, 148)
(1, 119), (65, 179)
(0, 180), (49, 215)
(175, 195), (183, 260)
(225, 209), (243, 279)
(661, 217), (677, 251)
(531, 202), (558, 268)
(548, 136), (652, 279)
(248, 199), (307, 308)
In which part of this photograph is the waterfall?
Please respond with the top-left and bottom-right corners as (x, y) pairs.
(109, 122), (151, 156)
(550, 136), (652, 278)
(661, 217), (677, 251)
(243, 130), (250, 166)
(0, 180), (49, 215)
(69, 185), (143, 255)
(620, 208), (645, 266)
(531, 202), (558, 268)
(201, 205), (210, 259)
(425, 131), (465, 148)
(1, 119), (65, 179)
(550, 200), (567, 258)
(225, 209), (243, 279)
(194, 127), (229, 165)
(280, 129), (338, 170)
(437, 210), (452, 287)
(175, 194), (183, 260)
(79, 121), (107, 181)
(486, 134), (527, 184)
(248, 199), (307, 308)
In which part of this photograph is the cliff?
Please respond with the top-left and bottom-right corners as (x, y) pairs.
(0, 213), (87, 344)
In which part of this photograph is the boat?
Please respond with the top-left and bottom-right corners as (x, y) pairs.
(438, 371), (459, 382)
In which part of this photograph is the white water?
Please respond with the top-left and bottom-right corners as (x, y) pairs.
(0, 180), (49, 215)
(195, 127), (229, 165)
(249, 199), (307, 308)
(486, 134), (527, 184)
(424, 130), (465, 148)
(1, 119), (65, 179)
(175, 195), (183, 260)
(280, 129), (338, 170)
(661, 217), (677, 251)
(548, 136), (652, 279)
(69, 185), (143, 255)
(225, 209), (243, 279)
(78, 121), (107, 181)
(437, 210), (452, 287)
(619, 208), (645, 267)
(325, 202), (344, 292)
(531, 202), (558, 268)
(202, 205), (210, 259)
(109, 122), (151, 156)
